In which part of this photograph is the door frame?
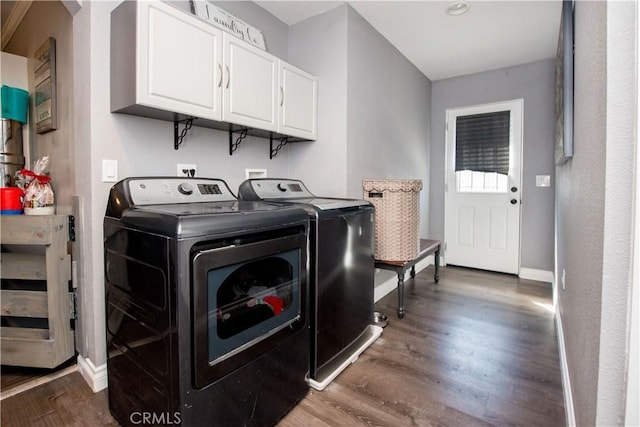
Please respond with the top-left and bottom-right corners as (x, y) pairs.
(443, 98), (524, 273)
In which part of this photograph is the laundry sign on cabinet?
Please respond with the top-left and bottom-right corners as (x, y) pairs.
(191, 1), (266, 50)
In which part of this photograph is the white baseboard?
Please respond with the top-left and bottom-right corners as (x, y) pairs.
(555, 308), (576, 427)
(519, 267), (555, 284)
(374, 255), (434, 303)
(374, 275), (398, 303)
(77, 355), (108, 392)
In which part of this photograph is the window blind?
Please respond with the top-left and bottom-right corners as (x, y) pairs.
(455, 110), (510, 175)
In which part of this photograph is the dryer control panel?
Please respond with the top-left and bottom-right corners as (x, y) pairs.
(238, 178), (371, 210)
(240, 179), (313, 200)
(126, 178), (237, 205)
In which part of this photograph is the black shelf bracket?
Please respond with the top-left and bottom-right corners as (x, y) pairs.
(270, 135), (290, 159)
(229, 128), (249, 155)
(174, 118), (194, 150)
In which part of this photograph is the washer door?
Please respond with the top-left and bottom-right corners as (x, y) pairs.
(191, 227), (307, 389)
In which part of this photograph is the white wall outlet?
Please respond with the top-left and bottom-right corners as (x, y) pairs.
(245, 168), (267, 179)
(177, 163), (197, 177)
(102, 159), (118, 183)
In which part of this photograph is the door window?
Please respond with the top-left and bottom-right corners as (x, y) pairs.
(207, 250), (300, 364)
(456, 170), (508, 193)
(455, 109), (512, 194)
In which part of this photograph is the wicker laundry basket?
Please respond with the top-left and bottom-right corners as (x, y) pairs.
(363, 179), (422, 261)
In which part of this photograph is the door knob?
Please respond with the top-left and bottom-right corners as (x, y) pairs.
(510, 199), (518, 205)
(511, 186), (518, 193)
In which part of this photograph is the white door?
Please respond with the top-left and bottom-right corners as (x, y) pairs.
(444, 99), (523, 274)
(223, 34), (278, 131)
(139, 1), (222, 120)
(278, 61), (318, 140)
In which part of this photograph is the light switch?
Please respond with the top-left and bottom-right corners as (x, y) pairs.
(536, 175), (551, 187)
(102, 159), (118, 183)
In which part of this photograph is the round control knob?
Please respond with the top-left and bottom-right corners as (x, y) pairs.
(277, 183), (288, 192)
(178, 182), (194, 195)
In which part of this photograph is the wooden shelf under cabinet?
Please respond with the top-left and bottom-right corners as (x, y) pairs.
(0, 215), (75, 369)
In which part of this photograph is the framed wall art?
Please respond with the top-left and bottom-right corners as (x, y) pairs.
(34, 37), (57, 134)
(555, 0), (574, 165)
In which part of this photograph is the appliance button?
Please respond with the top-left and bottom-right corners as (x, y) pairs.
(178, 182), (194, 195)
(277, 183), (287, 192)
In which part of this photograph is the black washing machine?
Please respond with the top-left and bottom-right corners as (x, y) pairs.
(238, 178), (381, 390)
(104, 177), (310, 426)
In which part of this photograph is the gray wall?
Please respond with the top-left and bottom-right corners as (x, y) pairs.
(556, 1), (637, 425)
(288, 5), (349, 197)
(287, 4), (432, 293)
(7, 1), (430, 374)
(288, 4), (431, 237)
(69, 0), (292, 368)
(430, 59), (556, 272)
(596, 1), (636, 422)
(555, 3), (606, 423)
(345, 6), (431, 237)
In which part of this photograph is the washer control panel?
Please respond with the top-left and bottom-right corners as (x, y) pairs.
(127, 178), (236, 205)
(244, 179), (313, 199)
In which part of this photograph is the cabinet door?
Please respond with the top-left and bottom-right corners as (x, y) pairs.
(223, 34), (277, 131)
(278, 61), (318, 140)
(138, 2), (222, 121)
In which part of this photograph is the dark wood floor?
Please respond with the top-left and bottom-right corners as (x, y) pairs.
(1, 358), (76, 393)
(1, 266), (565, 426)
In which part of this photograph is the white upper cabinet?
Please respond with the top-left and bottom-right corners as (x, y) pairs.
(278, 61), (318, 140)
(111, 1), (223, 121)
(222, 34), (278, 131)
(111, 1), (317, 143)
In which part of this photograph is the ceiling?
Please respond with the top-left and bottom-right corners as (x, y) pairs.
(254, 0), (562, 81)
(1, 1), (562, 81)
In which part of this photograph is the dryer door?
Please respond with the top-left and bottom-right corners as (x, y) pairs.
(191, 227), (307, 388)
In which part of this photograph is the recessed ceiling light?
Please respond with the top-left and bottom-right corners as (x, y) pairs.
(446, 1), (470, 16)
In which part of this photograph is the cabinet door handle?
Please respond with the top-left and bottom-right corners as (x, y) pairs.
(225, 65), (230, 89)
(218, 64), (222, 88)
(280, 87), (284, 106)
